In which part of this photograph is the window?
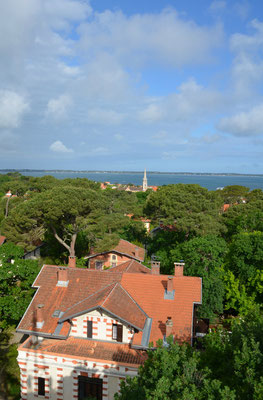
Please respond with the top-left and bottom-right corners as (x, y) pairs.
(111, 255), (117, 268)
(78, 376), (102, 400)
(112, 324), (123, 342)
(87, 320), (93, 339)
(95, 261), (103, 270)
(38, 377), (45, 396)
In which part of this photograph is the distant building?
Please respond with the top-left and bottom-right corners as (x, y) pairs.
(0, 236), (6, 246)
(143, 169), (148, 192)
(85, 239), (145, 270)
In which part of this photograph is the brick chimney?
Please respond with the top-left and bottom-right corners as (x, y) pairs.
(166, 317), (173, 337)
(68, 256), (76, 268)
(35, 304), (44, 329)
(167, 276), (174, 292)
(57, 267), (69, 287)
(151, 260), (160, 275)
(174, 262), (184, 277)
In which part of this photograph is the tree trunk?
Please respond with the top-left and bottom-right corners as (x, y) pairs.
(5, 196), (11, 218)
(70, 233), (77, 257)
(50, 225), (71, 254)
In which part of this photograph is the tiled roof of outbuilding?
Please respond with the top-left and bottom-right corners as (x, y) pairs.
(107, 259), (150, 274)
(87, 239), (145, 262)
(0, 236), (6, 246)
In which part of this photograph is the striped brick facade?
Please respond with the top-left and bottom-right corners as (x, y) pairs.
(17, 341), (138, 400)
(70, 310), (134, 343)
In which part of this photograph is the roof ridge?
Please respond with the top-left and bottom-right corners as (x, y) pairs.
(117, 283), (149, 319)
(61, 282), (116, 317)
(101, 282), (118, 307)
(107, 260), (130, 270)
(126, 260), (134, 272)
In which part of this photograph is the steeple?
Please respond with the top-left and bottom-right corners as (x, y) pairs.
(143, 169), (148, 192)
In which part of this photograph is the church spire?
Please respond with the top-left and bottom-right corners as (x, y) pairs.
(143, 169), (148, 192)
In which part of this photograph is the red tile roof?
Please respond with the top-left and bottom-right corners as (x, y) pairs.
(23, 336), (147, 366)
(87, 239), (145, 262)
(107, 260), (150, 274)
(60, 282), (147, 330)
(0, 236), (6, 246)
(17, 264), (201, 346)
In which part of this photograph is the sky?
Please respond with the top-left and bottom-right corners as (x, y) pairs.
(1, 0), (263, 173)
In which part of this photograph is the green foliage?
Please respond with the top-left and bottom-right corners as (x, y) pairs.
(0, 242), (24, 260)
(0, 330), (20, 400)
(218, 185), (250, 205)
(145, 184), (224, 237)
(201, 308), (263, 399)
(171, 236), (227, 318)
(222, 201), (263, 238)
(115, 338), (235, 400)
(0, 244), (40, 327)
(223, 270), (257, 315)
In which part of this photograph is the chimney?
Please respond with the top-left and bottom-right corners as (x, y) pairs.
(57, 267), (69, 287)
(68, 256), (76, 268)
(174, 261), (185, 277)
(36, 304), (44, 329)
(135, 247), (139, 259)
(167, 276), (174, 292)
(151, 260), (160, 275)
(166, 317), (173, 337)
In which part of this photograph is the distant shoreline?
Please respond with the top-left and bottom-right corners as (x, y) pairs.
(1, 169), (263, 177)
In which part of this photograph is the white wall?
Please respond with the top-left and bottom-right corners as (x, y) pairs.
(70, 309), (134, 343)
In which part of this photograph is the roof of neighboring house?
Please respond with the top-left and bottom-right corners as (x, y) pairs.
(86, 239), (145, 262)
(0, 236), (6, 246)
(17, 264), (202, 347)
(22, 336), (147, 366)
(107, 260), (150, 274)
(223, 204), (230, 212)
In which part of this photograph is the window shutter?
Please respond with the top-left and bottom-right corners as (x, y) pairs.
(87, 321), (93, 338)
(117, 325), (123, 342)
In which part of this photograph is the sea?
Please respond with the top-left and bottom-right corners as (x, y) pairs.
(2, 170), (263, 191)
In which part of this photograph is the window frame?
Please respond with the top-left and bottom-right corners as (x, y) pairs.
(112, 323), (123, 342)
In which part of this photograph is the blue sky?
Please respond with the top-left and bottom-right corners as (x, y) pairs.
(1, 0), (263, 173)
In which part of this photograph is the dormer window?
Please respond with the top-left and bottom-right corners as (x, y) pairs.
(112, 324), (123, 342)
(111, 254), (117, 267)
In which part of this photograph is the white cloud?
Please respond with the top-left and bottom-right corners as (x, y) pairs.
(138, 103), (164, 123)
(46, 94), (72, 119)
(43, 0), (91, 30)
(217, 104), (263, 136)
(78, 8), (223, 68)
(0, 90), (29, 128)
(87, 108), (124, 125)
(50, 140), (73, 152)
(90, 146), (109, 155)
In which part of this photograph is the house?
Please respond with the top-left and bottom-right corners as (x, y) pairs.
(85, 239), (145, 270)
(0, 235), (6, 246)
(22, 243), (44, 260)
(16, 260), (202, 400)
